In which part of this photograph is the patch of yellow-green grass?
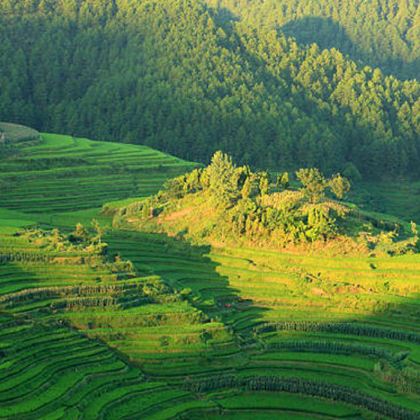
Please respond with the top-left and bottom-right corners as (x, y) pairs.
(0, 122), (40, 143)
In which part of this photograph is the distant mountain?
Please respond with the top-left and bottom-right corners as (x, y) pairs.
(0, 0), (418, 179)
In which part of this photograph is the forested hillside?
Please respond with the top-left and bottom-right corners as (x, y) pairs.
(0, 0), (419, 178)
(211, 0), (420, 80)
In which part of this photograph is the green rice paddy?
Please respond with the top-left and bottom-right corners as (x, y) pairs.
(0, 126), (419, 419)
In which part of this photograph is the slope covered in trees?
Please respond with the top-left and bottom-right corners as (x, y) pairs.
(0, 0), (418, 180)
(211, 0), (420, 80)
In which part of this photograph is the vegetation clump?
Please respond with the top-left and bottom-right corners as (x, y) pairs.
(117, 151), (418, 255)
(17, 222), (136, 279)
(19, 221), (107, 254)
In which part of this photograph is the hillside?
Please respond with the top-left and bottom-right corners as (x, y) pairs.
(0, 128), (195, 215)
(211, 0), (420, 80)
(0, 0), (419, 179)
(0, 126), (419, 419)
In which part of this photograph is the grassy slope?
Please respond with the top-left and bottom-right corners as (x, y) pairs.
(0, 130), (211, 419)
(0, 122), (40, 143)
(350, 181), (420, 224)
(0, 126), (419, 419)
(0, 132), (196, 215)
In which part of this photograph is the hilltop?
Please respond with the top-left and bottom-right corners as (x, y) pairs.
(115, 151), (419, 257)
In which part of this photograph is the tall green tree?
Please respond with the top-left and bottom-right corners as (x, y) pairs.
(206, 151), (238, 206)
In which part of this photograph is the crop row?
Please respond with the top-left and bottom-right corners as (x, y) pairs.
(265, 340), (408, 365)
(185, 375), (418, 419)
(254, 321), (420, 344)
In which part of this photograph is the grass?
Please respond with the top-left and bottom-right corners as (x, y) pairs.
(350, 181), (420, 223)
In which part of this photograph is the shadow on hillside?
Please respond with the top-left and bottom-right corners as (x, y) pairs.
(209, 5), (239, 27)
(107, 230), (268, 342)
(0, 260), (39, 301)
(106, 229), (420, 341)
(281, 16), (354, 55)
(280, 16), (418, 80)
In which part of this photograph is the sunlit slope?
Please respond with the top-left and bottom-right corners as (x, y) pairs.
(0, 132), (196, 214)
(104, 231), (420, 418)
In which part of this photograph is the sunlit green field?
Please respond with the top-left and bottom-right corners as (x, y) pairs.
(0, 127), (419, 419)
(0, 132), (196, 214)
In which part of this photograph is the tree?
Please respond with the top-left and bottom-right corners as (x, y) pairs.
(50, 228), (64, 250)
(69, 223), (89, 244)
(241, 176), (252, 199)
(206, 151), (239, 206)
(328, 174), (351, 199)
(296, 168), (327, 204)
(258, 171), (270, 196)
(91, 219), (104, 244)
(186, 169), (203, 192)
(342, 162), (362, 182)
(306, 207), (336, 241)
(276, 172), (290, 190)
(410, 221), (419, 249)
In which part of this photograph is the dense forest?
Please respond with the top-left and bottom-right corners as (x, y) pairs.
(211, 0), (420, 80)
(0, 0), (419, 179)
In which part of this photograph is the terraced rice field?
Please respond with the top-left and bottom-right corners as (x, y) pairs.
(0, 127), (419, 418)
(0, 132), (196, 214)
(0, 313), (210, 419)
(105, 232), (420, 415)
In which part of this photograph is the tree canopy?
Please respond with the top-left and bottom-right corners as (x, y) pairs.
(0, 0), (418, 179)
